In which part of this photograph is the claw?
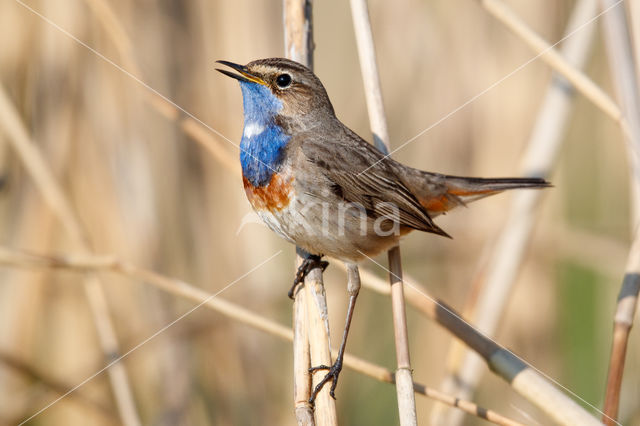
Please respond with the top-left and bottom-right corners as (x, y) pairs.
(288, 255), (329, 299)
(308, 359), (343, 404)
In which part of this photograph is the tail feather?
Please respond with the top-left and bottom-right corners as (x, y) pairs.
(417, 174), (550, 216)
(445, 175), (551, 192)
(445, 176), (550, 199)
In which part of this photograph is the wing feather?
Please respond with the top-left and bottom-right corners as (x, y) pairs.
(299, 127), (451, 238)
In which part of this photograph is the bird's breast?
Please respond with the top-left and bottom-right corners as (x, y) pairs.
(242, 171), (297, 244)
(243, 172), (294, 212)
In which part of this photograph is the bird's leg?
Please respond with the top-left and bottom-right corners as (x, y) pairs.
(308, 263), (360, 404)
(288, 253), (329, 299)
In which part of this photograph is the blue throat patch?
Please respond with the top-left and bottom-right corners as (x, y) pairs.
(239, 82), (291, 187)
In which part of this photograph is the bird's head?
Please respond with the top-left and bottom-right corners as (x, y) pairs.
(217, 58), (335, 132)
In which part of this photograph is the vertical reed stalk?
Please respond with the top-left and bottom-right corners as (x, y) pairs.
(284, 2), (337, 425)
(350, 0), (417, 424)
(599, 1), (640, 423)
(304, 267), (338, 426)
(603, 229), (640, 425)
(293, 281), (313, 424)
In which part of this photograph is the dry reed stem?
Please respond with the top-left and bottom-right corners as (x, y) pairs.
(0, 83), (140, 426)
(603, 229), (640, 425)
(304, 268), (337, 425)
(283, 1), (336, 424)
(433, 0), (600, 424)
(283, 0), (314, 70)
(476, 0), (624, 128)
(0, 246), (525, 426)
(387, 247), (417, 425)
(600, 1), (640, 422)
(349, 0), (390, 154)
(604, 327), (629, 423)
(338, 262), (602, 425)
(293, 287), (314, 425)
(350, 0), (417, 424)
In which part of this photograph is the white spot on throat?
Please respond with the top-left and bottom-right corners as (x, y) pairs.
(243, 122), (265, 139)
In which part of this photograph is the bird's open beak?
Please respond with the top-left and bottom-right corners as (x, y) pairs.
(216, 60), (267, 85)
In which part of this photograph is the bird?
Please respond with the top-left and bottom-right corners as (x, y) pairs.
(217, 57), (549, 403)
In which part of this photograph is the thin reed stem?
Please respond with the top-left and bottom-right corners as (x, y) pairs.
(293, 283), (314, 424)
(304, 267), (337, 425)
(350, 0), (417, 424)
(603, 230), (640, 425)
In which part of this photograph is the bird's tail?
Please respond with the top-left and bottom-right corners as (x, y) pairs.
(417, 174), (550, 215)
(444, 175), (550, 201)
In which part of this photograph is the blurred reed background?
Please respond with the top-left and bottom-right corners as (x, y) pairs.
(0, 0), (638, 424)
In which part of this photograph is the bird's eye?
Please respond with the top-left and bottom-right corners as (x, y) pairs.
(276, 73), (292, 88)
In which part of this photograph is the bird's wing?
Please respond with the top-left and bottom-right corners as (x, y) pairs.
(298, 127), (450, 238)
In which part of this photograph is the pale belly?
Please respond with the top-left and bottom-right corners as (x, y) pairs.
(254, 207), (296, 245)
(246, 178), (404, 262)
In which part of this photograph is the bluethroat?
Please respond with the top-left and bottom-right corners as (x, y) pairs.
(217, 57), (549, 403)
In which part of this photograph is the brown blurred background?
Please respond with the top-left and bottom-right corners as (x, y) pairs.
(0, 0), (638, 424)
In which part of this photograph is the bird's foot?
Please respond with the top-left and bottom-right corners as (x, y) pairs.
(288, 255), (329, 299)
(308, 359), (343, 404)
